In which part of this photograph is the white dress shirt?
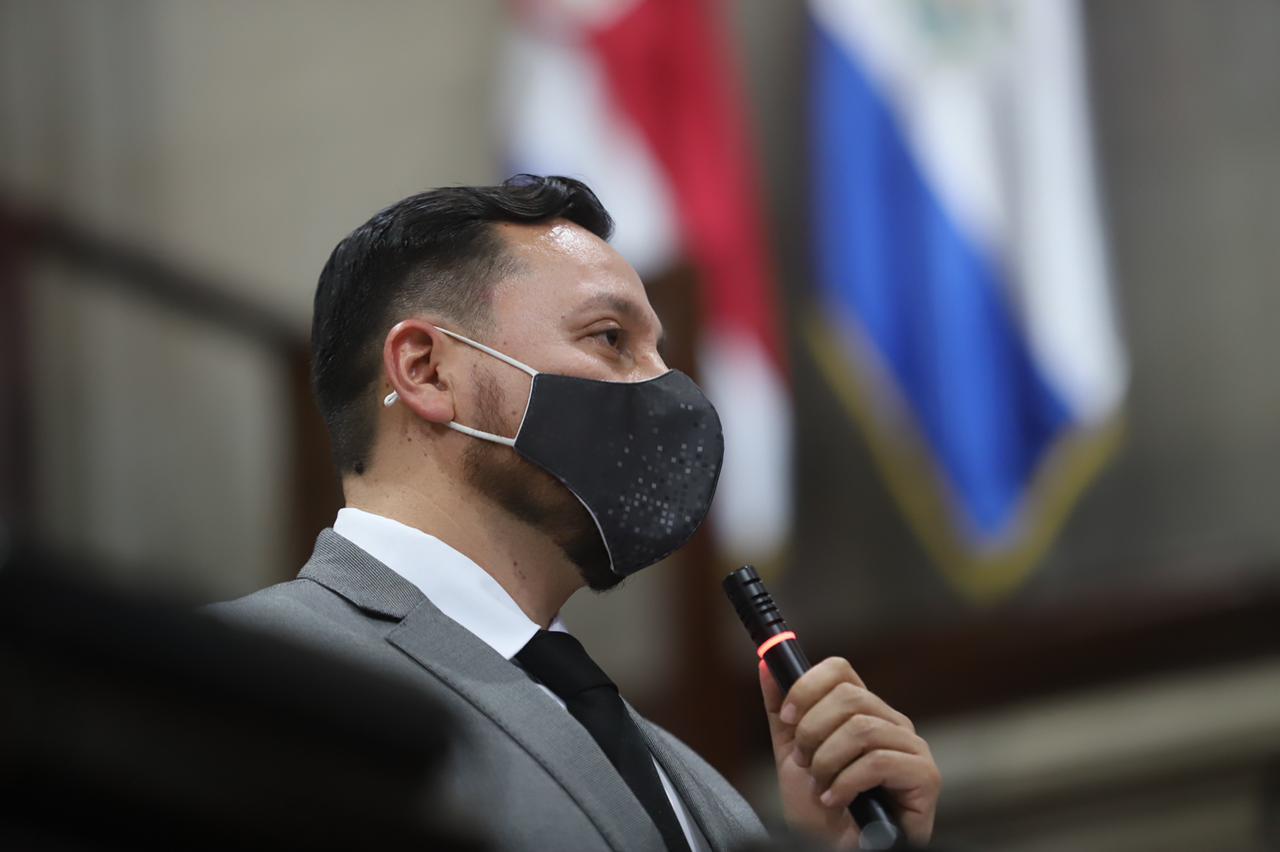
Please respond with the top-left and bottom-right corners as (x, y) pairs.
(333, 507), (706, 851)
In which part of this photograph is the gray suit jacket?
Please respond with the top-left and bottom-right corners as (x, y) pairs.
(211, 529), (768, 852)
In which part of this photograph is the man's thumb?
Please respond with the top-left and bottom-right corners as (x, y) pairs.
(758, 660), (795, 748)
(759, 659), (784, 711)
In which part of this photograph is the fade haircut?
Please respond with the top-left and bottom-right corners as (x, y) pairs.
(311, 175), (614, 475)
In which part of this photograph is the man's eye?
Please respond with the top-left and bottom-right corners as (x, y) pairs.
(595, 328), (623, 349)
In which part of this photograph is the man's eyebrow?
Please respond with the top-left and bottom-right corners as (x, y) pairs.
(581, 292), (666, 347)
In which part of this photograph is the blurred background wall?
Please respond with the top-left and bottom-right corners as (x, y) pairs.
(2, 1), (1279, 850)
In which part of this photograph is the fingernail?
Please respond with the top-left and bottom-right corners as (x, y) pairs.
(819, 789), (835, 807)
(780, 704), (797, 724)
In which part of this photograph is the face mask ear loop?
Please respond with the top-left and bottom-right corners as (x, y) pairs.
(381, 326), (537, 447)
(446, 421), (517, 447)
(432, 325), (539, 445)
(433, 326), (539, 377)
(385, 389), (519, 446)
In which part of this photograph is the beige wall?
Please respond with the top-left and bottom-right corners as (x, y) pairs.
(2, 0), (506, 322)
(1, 0), (506, 593)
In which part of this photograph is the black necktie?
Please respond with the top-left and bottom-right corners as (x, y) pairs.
(516, 630), (692, 852)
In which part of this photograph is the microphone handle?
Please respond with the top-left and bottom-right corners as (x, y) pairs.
(723, 565), (904, 850)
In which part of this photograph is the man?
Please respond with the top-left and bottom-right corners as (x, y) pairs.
(214, 176), (940, 851)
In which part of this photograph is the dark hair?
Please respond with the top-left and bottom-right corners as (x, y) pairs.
(311, 174), (614, 475)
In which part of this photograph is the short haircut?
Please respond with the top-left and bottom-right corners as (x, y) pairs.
(311, 175), (614, 475)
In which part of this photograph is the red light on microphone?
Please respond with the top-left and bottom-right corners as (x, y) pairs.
(756, 630), (797, 659)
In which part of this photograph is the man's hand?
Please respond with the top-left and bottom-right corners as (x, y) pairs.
(760, 657), (940, 849)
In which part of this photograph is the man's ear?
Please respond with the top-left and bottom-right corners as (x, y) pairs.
(382, 320), (455, 425)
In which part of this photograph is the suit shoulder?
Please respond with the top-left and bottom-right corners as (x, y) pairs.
(208, 577), (318, 617)
(205, 576), (367, 636)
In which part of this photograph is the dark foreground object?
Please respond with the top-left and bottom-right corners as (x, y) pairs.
(0, 547), (485, 851)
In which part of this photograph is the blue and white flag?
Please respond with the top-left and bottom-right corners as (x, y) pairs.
(807, 0), (1127, 600)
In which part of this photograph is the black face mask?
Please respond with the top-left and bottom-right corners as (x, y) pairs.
(384, 326), (724, 577)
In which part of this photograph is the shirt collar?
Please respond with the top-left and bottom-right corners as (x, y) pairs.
(332, 507), (566, 660)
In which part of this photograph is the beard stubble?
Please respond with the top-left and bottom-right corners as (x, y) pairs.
(460, 368), (620, 592)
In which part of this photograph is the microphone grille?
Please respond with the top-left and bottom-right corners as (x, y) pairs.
(722, 565), (790, 646)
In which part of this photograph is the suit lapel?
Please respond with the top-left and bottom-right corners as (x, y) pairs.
(633, 711), (735, 851)
(388, 602), (663, 852)
(299, 529), (663, 852)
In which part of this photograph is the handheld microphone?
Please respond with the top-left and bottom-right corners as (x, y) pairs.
(723, 565), (904, 851)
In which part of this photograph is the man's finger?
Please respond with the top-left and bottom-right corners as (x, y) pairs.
(819, 749), (941, 846)
(781, 658), (866, 726)
(792, 683), (916, 766)
(819, 749), (941, 827)
(808, 717), (927, 789)
(780, 657), (873, 725)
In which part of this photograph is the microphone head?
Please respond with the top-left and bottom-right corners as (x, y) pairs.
(722, 565), (791, 647)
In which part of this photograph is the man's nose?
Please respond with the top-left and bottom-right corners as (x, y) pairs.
(635, 349), (669, 381)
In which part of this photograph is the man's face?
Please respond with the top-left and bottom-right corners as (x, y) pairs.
(453, 219), (668, 591)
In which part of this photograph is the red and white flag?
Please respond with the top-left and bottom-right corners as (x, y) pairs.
(501, 0), (792, 565)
